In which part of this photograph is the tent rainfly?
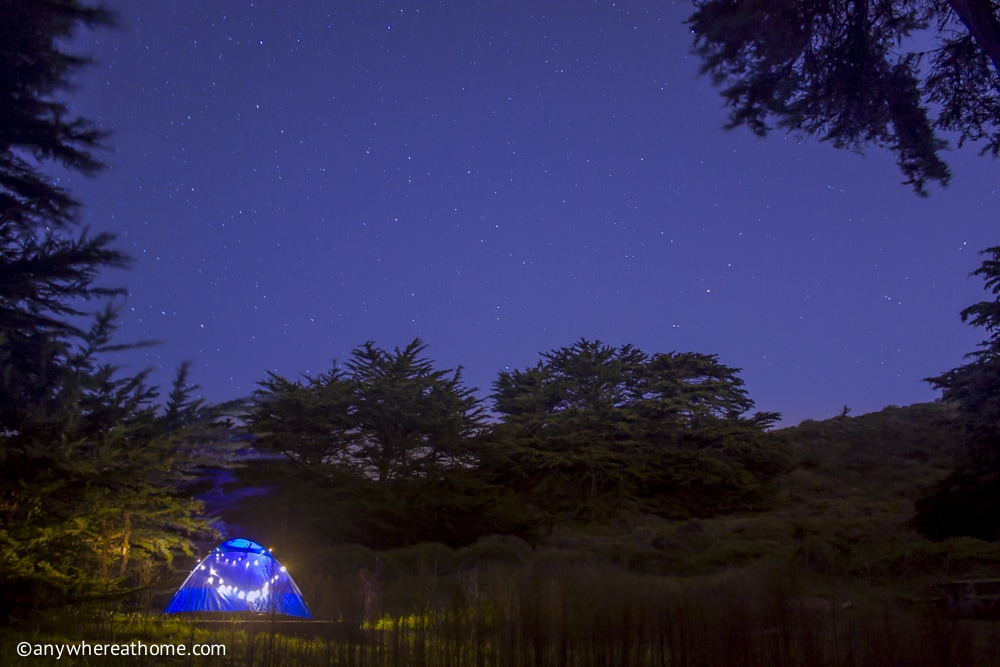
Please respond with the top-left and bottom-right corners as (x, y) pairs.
(164, 538), (311, 618)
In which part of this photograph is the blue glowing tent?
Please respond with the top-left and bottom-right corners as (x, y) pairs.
(164, 538), (311, 618)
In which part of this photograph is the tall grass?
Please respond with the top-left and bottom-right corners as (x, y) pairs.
(6, 555), (999, 666)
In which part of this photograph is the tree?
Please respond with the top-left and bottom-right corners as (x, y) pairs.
(916, 246), (1000, 540)
(0, 313), (217, 618)
(687, 0), (1000, 194)
(345, 340), (486, 482)
(0, 0), (125, 332)
(246, 340), (523, 548)
(0, 2), (215, 617)
(489, 339), (784, 521)
(251, 339), (485, 483)
(0, 0), (126, 434)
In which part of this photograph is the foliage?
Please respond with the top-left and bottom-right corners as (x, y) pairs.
(780, 402), (957, 478)
(488, 339), (786, 521)
(687, 0), (1000, 194)
(918, 246), (1000, 540)
(250, 339), (485, 484)
(0, 316), (219, 619)
(244, 340), (529, 548)
(770, 403), (973, 582)
(225, 454), (532, 551)
(0, 0), (125, 331)
(0, 1), (216, 620)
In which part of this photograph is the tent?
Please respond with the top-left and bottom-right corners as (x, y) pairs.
(164, 538), (311, 618)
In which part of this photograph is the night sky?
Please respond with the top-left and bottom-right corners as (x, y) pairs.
(63, 1), (998, 426)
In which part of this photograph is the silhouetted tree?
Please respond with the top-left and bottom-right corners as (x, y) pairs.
(244, 340), (524, 548)
(917, 246), (1000, 540)
(0, 1), (124, 332)
(688, 0), (1000, 194)
(251, 339), (485, 483)
(489, 339), (784, 521)
(0, 2), (215, 618)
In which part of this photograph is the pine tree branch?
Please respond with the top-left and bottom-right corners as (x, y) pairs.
(948, 0), (1000, 76)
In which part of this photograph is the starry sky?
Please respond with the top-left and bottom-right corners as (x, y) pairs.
(62, 1), (998, 426)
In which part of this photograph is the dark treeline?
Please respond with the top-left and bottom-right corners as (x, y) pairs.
(235, 337), (787, 552)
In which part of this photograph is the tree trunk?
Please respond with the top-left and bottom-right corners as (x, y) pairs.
(948, 0), (1000, 74)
